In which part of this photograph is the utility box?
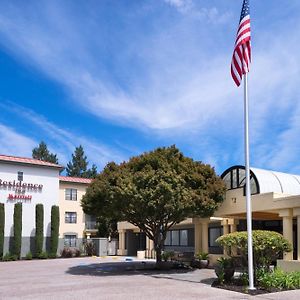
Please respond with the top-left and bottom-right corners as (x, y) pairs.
(91, 238), (108, 256)
(108, 239), (118, 256)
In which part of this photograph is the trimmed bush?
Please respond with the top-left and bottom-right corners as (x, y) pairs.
(61, 247), (73, 258)
(162, 251), (175, 262)
(48, 252), (57, 259)
(0, 203), (4, 259)
(13, 203), (22, 259)
(50, 205), (59, 256)
(2, 252), (17, 261)
(216, 230), (292, 271)
(60, 247), (81, 258)
(35, 204), (44, 257)
(25, 251), (33, 260)
(37, 251), (48, 259)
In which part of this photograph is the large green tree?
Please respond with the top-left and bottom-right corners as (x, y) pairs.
(82, 146), (225, 263)
(32, 141), (58, 164)
(66, 145), (97, 178)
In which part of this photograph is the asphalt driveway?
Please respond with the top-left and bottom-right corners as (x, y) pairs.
(0, 257), (299, 300)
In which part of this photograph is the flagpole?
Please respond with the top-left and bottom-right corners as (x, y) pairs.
(244, 73), (255, 290)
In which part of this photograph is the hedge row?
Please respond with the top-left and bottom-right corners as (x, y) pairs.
(0, 204), (59, 259)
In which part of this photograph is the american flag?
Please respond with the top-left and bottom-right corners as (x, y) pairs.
(231, 0), (251, 87)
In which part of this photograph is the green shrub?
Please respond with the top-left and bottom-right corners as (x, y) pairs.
(195, 252), (209, 260)
(216, 230), (292, 271)
(257, 268), (300, 290)
(2, 252), (17, 261)
(50, 206), (59, 255)
(162, 251), (175, 262)
(48, 252), (57, 259)
(25, 252), (33, 260)
(35, 204), (44, 257)
(13, 203), (22, 259)
(38, 251), (48, 259)
(2, 252), (11, 261)
(214, 257), (235, 284)
(0, 203), (4, 259)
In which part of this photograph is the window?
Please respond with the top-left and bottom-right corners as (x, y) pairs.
(65, 212), (77, 223)
(221, 166), (259, 195)
(65, 189), (77, 201)
(209, 226), (223, 254)
(209, 227), (223, 247)
(164, 229), (189, 246)
(64, 235), (77, 247)
(171, 231), (179, 245)
(18, 171), (23, 181)
(180, 230), (188, 246)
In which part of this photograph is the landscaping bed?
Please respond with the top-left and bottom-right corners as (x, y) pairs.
(211, 278), (281, 295)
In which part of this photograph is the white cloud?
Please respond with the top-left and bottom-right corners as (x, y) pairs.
(0, 2), (235, 133)
(164, 0), (193, 12)
(0, 103), (125, 168)
(0, 124), (36, 157)
(163, 0), (231, 23)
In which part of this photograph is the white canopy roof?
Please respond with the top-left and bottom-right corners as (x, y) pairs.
(250, 167), (300, 195)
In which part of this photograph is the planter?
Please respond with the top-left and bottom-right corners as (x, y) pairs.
(191, 258), (209, 269)
(200, 259), (209, 268)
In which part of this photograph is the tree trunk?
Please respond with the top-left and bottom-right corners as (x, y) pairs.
(156, 246), (162, 263)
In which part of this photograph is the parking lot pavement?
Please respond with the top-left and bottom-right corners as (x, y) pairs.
(0, 257), (299, 300)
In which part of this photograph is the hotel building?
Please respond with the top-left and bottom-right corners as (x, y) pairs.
(2, 153), (300, 270)
(0, 154), (94, 257)
(117, 165), (300, 268)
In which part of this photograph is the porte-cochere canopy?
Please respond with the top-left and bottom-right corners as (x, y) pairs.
(221, 165), (300, 196)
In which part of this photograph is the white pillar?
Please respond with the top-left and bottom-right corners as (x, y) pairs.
(200, 218), (209, 253)
(146, 236), (155, 258)
(117, 229), (127, 256)
(279, 209), (293, 261)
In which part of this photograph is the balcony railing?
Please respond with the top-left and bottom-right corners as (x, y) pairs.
(85, 221), (97, 230)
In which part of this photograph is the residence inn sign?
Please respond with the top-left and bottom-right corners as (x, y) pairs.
(0, 178), (43, 202)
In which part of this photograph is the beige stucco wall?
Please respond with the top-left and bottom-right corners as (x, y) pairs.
(59, 182), (88, 239)
(214, 187), (300, 217)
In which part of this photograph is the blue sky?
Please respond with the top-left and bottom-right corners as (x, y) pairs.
(0, 0), (299, 175)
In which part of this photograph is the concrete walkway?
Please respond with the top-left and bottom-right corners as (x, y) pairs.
(0, 257), (299, 299)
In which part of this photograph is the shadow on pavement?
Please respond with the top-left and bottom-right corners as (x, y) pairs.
(66, 261), (194, 277)
(66, 261), (217, 285)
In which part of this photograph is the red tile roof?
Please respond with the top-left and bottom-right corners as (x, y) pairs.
(0, 154), (63, 169)
(59, 176), (92, 184)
